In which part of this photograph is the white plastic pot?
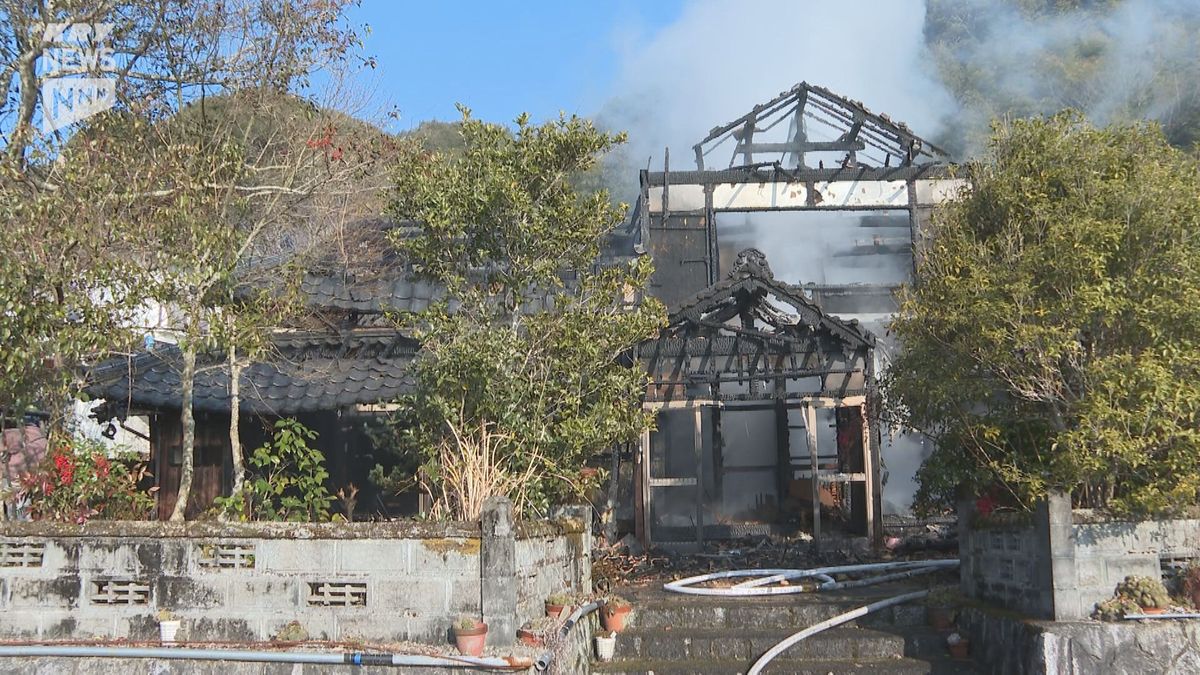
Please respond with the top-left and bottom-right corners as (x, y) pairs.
(159, 620), (181, 645)
(594, 634), (616, 662)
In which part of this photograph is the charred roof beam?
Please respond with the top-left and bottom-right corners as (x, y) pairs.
(693, 82), (949, 171)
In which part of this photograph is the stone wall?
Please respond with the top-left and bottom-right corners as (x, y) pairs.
(959, 605), (1200, 675)
(960, 494), (1200, 620)
(0, 501), (590, 647)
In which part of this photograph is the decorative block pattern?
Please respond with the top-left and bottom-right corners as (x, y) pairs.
(0, 542), (44, 567)
(197, 543), (256, 569)
(0, 517), (588, 644)
(306, 581), (367, 607)
(90, 579), (150, 605)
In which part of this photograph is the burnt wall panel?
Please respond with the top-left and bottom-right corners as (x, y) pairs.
(648, 213), (711, 310)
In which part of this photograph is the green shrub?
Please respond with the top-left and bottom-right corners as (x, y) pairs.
(215, 419), (333, 521)
(1115, 575), (1169, 609)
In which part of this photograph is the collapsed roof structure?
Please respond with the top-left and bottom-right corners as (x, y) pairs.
(627, 82), (963, 547)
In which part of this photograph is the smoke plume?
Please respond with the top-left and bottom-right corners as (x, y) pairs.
(926, 0), (1200, 154)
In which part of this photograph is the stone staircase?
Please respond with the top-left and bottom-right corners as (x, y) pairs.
(591, 584), (981, 674)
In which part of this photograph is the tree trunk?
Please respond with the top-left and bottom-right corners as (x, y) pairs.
(169, 345), (197, 521)
(227, 345), (244, 513)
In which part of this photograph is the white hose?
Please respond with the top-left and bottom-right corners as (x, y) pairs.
(663, 559), (958, 596)
(746, 589), (929, 675)
(817, 563), (950, 591)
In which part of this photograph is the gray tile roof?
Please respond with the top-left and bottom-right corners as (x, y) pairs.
(87, 330), (418, 417)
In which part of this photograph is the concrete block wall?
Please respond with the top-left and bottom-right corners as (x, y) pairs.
(514, 505), (592, 627)
(960, 495), (1200, 620)
(0, 512), (590, 646)
(958, 500), (1054, 619)
(1067, 516), (1200, 619)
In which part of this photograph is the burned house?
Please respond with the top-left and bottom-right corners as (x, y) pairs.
(625, 82), (963, 546)
(89, 83), (962, 545)
(635, 247), (878, 546)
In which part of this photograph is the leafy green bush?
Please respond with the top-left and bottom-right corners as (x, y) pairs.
(215, 419), (333, 521)
(888, 113), (1200, 515)
(385, 109), (663, 520)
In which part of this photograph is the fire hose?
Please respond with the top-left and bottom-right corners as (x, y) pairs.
(747, 589), (930, 675)
(663, 559), (959, 596)
(663, 559), (959, 673)
(534, 600), (600, 672)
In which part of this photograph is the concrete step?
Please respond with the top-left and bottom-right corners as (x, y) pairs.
(613, 626), (906, 662)
(597, 581), (974, 673)
(894, 625), (960, 659)
(592, 656), (937, 674)
(627, 597), (929, 631)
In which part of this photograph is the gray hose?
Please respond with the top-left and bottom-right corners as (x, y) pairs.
(0, 645), (527, 669)
(534, 600), (601, 672)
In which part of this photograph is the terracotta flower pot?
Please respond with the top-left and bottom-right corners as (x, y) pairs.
(453, 622), (488, 657)
(927, 605), (955, 631)
(1142, 606), (1166, 615)
(948, 640), (970, 660)
(516, 628), (544, 648)
(545, 601), (569, 619)
(601, 603), (633, 632)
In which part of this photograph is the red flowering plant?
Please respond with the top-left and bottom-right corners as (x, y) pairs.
(13, 436), (156, 523)
(969, 485), (1030, 529)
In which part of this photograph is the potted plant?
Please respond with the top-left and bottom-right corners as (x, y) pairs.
(1092, 596), (1139, 621)
(946, 632), (970, 660)
(156, 608), (181, 645)
(1115, 575), (1170, 613)
(1182, 565), (1200, 609)
(924, 587), (959, 631)
(452, 616), (488, 656)
(273, 620), (309, 642)
(594, 629), (617, 662)
(545, 591), (572, 619)
(517, 616), (557, 648)
(600, 595), (633, 632)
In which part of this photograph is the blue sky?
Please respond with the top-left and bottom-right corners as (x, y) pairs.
(323, 1), (952, 167)
(337, 1), (686, 130)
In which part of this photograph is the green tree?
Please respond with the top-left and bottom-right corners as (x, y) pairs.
(887, 112), (1200, 515)
(0, 2), (377, 518)
(0, 116), (152, 423)
(386, 107), (664, 520)
(139, 92), (391, 520)
(0, 2), (361, 412)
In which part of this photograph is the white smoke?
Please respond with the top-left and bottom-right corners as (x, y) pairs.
(928, 0), (1200, 152)
(598, 0), (951, 170)
(600, 0), (1200, 166)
